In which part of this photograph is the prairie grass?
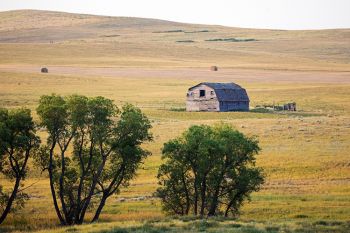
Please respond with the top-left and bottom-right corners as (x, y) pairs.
(0, 69), (349, 232)
(0, 10), (350, 232)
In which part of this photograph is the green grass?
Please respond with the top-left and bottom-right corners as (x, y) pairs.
(7, 218), (348, 233)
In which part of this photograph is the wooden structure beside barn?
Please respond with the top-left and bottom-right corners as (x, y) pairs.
(186, 82), (249, 112)
(283, 102), (296, 111)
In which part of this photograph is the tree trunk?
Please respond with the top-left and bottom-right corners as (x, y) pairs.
(74, 137), (92, 223)
(58, 135), (74, 224)
(208, 174), (225, 216)
(59, 150), (70, 224)
(193, 178), (198, 215)
(224, 200), (234, 217)
(208, 195), (219, 216)
(48, 141), (66, 225)
(200, 176), (207, 217)
(0, 177), (21, 224)
(224, 191), (242, 217)
(78, 155), (107, 223)
(91, 194), (108, 223)
(181, 173), (190, 215)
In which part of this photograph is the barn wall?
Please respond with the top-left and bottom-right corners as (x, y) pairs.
(186, 99), (219, 112)
(219, 101), (249, 111)
(186, 85), (219, 112)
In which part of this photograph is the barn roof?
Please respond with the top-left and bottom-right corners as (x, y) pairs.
(189, 82), (249, 102)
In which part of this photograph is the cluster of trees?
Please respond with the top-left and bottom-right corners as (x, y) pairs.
(155, 124), (264, 217)
(0, 94), (152, 225)
(0, 94), (264, 226)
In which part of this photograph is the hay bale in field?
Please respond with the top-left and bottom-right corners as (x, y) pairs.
(210, 66), (218, 71)
(41, 67), (48, 73)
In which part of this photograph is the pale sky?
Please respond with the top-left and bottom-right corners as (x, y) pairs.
(1, 0), (350, 30)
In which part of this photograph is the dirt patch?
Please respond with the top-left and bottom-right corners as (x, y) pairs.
(1, 65), (350, 84)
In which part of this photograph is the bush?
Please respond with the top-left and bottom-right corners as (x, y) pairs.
(176, 40), (195, 43)
(294, 214), (309, 219)
(169, 107), (186, 112)
(205, 38), (257, 42)
(265, 226), (280, 232)
(250, 108), (274, 113)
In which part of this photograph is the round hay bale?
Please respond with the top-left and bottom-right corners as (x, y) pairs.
(41, 67), (48, 73)
(210, 66), (218, 71)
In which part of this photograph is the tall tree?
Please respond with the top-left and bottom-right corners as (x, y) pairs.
(0, 108), (39, 224)
(156, 124), (264, 217)
(35, 94), (152, 225)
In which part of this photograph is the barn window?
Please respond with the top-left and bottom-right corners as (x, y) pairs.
(200, 90), (205, 97)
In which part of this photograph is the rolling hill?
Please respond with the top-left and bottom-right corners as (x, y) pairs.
(0, 9), (350, 71)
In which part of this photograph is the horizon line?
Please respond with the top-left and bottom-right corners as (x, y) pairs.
(2, 8), (350, 31)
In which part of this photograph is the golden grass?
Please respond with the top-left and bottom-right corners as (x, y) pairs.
(0, 9), (349, 232)
(0, 68), (349, 232)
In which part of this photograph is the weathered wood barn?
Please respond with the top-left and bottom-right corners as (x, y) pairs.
(186, 82), (250, 112)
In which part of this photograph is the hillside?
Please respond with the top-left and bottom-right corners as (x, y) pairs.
(0, 10), (350, 71)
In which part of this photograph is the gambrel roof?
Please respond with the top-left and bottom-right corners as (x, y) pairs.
(188, 82), (249, 102)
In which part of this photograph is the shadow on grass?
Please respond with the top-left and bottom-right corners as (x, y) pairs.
(2, 218), (349, 233)
(96, 220), (270, 233)
(95, 218), (350, 233)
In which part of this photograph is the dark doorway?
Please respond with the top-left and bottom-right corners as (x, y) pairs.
(200, 90), (205, 97)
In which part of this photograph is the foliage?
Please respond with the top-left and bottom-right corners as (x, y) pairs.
(35, 94), (152, 225)
(250, 108), (274, 113)
(176, 40), (195, 43)
(0, 108), (39, 224)
(169, 107), (186, 112)
(155, 124), (264, 217)
(205, 38), (257, 42)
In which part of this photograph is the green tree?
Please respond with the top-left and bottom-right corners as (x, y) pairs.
(35, 94), (152, 225)
(155, 124), (264, 217)
(0, 108), (39, 224)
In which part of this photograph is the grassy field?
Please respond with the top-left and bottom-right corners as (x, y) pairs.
(0, 9), (350, 233)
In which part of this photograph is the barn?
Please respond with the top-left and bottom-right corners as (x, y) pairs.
(186, 82), (249, 112)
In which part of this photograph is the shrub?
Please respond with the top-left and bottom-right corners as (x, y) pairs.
(205, 38), (257, 42)
(176, 40), (195, 43)
(169, 107), (186, 112)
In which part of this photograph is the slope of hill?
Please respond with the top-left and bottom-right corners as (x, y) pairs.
(0, 10), (349, 71)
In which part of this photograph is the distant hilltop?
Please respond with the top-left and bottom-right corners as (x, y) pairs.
(0, 9), (349, 71)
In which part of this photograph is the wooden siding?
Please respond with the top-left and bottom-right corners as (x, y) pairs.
(186, 84), (219, 112)
(219, 101), (249, 111)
